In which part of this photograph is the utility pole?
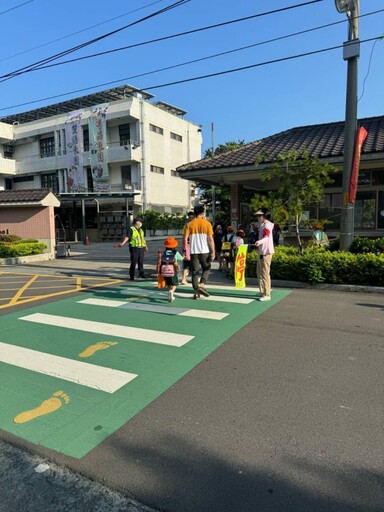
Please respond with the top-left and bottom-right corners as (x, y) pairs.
(211, 122), (216, 222)
(335, 0), (360, 250)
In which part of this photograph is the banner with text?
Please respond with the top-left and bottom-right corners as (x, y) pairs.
(348, 126), (368, 204)
(89, 103), (110, 192)
(234, 245), (248, 289)
(65, 109), (85, 192)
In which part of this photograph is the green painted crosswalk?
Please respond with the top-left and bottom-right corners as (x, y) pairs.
(0, 283), (291, 458)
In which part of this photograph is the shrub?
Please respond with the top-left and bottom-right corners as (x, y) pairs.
(0, 242), (46, 258)
(0, 234), (22, 243)
(349, 236), (384, 254)
(246, 244), (384, 286)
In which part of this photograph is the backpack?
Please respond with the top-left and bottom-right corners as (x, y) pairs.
(160, 250), (176, 277)
(221, 235), (235, 259)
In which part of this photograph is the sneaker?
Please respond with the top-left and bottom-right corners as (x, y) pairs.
(258, 296), (271, 302)
(193, 292), (200, 300)
(129, 277), (135, 281)
(198, 287), (210, 297)
(167, 290), (173, 303)
(180, 281), (188, 285)
(139, 274), (146, 279)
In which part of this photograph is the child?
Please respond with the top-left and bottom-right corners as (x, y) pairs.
(157, 237), (183, 302)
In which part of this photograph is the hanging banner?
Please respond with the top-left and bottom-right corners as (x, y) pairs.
(348, 126), (368, 204)
(65, 109), (85, 192)
(234, 245), (248, 289)
(89, 103), (110, 192)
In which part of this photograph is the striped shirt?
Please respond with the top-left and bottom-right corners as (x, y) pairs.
(184, 218), (213, 254)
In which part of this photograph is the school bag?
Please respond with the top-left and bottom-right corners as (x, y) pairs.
(160, 250), (176, 277)
(221, 234), (235, 259)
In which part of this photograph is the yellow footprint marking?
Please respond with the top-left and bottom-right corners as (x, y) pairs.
(13, 391), (70, 424)
(79, 341), (118, 358)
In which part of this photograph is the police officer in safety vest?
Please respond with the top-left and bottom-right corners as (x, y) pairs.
(117, 217), (148, 280)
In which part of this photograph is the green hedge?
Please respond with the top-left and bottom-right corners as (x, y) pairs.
(0, 241), (47, 258)
(246, 245), (384, 286)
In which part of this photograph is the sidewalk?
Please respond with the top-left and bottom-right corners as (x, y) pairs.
(5, 240), (384, 295)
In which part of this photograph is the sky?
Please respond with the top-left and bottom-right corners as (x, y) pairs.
(0, 0), (383, 154)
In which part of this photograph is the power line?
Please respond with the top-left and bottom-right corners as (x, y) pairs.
(39, 9), (379, 86)
(0, 0), (190, 83)
(0, 0), (34, 16)
(141, 36), (383, 91)
(0, 0), (323, 82)
(0, 35), (381, 114)
(0, 0), (169, 63)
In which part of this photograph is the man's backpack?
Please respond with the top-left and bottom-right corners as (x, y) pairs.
(160, 251), (176, 277)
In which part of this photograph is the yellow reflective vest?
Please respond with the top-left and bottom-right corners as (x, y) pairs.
(129, 227), (146, 248)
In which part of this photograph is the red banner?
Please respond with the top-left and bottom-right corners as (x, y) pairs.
(348, 126), (368, 204)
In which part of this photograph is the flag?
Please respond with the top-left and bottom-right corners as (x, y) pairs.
(234, 245), (248, 289)
(89, 103), (110, 193)
(348, 126), (368, 204)
(65, 109), (85, 192)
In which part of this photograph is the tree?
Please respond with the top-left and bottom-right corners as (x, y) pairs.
(251, 149), (336, 252)
(196, 140), (247, 220)
(203, 139), (246, 158)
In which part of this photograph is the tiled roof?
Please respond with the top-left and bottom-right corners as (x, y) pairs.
(0, 189), (54, 203)
(178, 115), (384, 172)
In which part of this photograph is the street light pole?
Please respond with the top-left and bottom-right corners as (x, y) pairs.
(335, 0), (360, 250)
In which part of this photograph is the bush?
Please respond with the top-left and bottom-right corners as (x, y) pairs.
(0, 234), (22, 243)
(0, 241), (46, 258)
(246, 244), (384, 286)
(349, 236), (384, 254)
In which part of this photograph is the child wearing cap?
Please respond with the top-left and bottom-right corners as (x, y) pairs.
(156, 237), (183, 302)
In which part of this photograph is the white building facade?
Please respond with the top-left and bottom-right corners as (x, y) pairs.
(0, 85), (202, 241)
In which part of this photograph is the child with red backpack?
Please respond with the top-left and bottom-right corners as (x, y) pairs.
(156, 237), (183, 302)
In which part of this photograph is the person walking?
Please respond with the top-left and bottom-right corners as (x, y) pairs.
(254, 208), (275, 301)
(117, 217), (148, 280)
(180, 211), (195, 285)
(156, 237), (183, 302)
(183, 204), (215, 299)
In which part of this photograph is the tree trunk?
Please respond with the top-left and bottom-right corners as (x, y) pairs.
(295, 214), (303, 254)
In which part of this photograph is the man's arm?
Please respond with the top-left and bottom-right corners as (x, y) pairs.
(117, 228), (132, 247)
(208, 235), (215, 256)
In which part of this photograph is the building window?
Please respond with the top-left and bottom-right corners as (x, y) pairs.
(119, 124), (131, 145)
(121, 165), (132, 188)
(41, 172), (59, 193)
(150, 165), (164, 174)
(355, 191), (376, 229)
(40, 137), (55, 158)
(83, 128), (89, 152)
(13, 175), (34, 183)
(378, 191), (384, 229)
(86, 168), (93, 192)
(149, 124), (163, 135)
(170, 132), (182, 142)
(319, 193), (342, 229)
(171, 170), (179, 177)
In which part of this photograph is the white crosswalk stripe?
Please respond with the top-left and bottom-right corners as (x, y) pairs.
(118, 287), (255, 304)
(0, 342), (137, 393)
(78, 298), (228, 320)
(20, 313), (194, 347)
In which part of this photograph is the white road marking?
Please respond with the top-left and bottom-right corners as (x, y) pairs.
(118, 287), (254, 304)
(78, 298), (228, 320)
(0, 342), (137, 393)
(20, 313), (194, 347)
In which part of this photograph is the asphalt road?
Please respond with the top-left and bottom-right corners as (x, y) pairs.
(0, 242), (383, 512)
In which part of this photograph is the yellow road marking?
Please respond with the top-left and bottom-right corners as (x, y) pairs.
(0, 273), (123, 310)
(9, 275), (39, 305)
